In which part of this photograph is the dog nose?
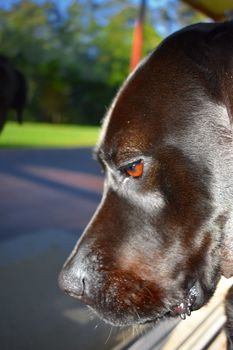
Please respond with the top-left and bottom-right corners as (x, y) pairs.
(58, 264), (86, 299)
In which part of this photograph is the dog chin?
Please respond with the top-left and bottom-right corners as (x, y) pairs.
(94, 312), (165, 327)
(88, 284), (205, 326)
(91, 307), (186, 327)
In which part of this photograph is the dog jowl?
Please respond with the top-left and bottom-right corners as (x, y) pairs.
(59, 20), (233, 340)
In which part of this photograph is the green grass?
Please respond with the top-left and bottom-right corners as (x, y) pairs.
(0, 122), (100, 148)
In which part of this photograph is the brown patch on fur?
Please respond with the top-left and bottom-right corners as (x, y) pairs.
(98, 269), (164, 320)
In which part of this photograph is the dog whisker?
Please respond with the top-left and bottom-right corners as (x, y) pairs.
(87, 307), (96, 320)
(134, 307), (141, 322)
(105, 325), (113, 345)
(144, 286), (154, 298)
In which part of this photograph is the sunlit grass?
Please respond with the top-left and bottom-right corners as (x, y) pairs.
(0, 122), (100, 148)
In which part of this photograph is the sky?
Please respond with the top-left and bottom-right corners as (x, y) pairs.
(0, 0), (169, 13)
(0, 0), (167, 31)
(0, 0), (206, 37)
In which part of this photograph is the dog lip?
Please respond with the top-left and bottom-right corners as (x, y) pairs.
(170, 284), (198, 320)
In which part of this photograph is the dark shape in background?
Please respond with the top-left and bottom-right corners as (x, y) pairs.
(0, 55), (27, 132)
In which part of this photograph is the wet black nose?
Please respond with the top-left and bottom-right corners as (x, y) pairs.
(58, 262), (86, 299)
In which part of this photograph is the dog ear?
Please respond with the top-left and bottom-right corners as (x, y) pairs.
(205, 21), (233, 119)
(182, 21), (233, 113)
(163, 22), (233, 102)
(185, 21), (233, 70)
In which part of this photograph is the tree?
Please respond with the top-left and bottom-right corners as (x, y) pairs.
(0, 0), (207, 125)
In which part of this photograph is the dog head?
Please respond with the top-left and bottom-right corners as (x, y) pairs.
(59, 22), (233, 326)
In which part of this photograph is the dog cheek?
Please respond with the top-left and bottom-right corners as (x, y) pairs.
(85, 264), (167, 325)
(186, 230), (221, 288)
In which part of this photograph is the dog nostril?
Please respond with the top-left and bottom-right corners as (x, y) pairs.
(58, 269), (86, 299)
(81, 278), (85, 295)
(71, 277), (85, 298)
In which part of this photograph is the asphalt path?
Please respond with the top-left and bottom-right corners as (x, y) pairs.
(0, 148), (103, 241)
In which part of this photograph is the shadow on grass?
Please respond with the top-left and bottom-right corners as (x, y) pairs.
(0, 144), (37, 149)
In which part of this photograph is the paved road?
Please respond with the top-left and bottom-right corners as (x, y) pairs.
(0, 148), (102, 241)
(0, 148), (134, 350)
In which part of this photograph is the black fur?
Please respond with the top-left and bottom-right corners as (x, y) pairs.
(59, 21), (233, 347)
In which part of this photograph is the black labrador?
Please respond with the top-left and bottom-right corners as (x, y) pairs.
(0, 55), (27, 132)
(59, 20), (233, 348)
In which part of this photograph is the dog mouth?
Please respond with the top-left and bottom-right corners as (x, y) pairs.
(60, 263), (204, 326)
(170, 284), (198, 320)
(142, 283), (200, 325)
(122, 282), (202, 326)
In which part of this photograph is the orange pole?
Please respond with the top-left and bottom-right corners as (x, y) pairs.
(130, 0), (146, 72)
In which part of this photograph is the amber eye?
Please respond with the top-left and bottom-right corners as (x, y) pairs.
(125, 160), (144, 178)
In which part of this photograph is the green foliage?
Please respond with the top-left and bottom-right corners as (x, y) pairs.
(0, 0), (205, 125)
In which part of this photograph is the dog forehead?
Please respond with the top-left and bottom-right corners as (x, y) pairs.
(98, 114), (156, 164)
(97, 60), (168, 160)
(97, 25), (214, 161)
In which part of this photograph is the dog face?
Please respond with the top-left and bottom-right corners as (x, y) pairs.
(59, 23), (233, 326)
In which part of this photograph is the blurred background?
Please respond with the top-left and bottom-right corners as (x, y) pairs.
(0, 0), (207, 133)
(0, 1), (232, 350)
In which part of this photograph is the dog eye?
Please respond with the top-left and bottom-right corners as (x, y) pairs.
(124, 160), (144, 178)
